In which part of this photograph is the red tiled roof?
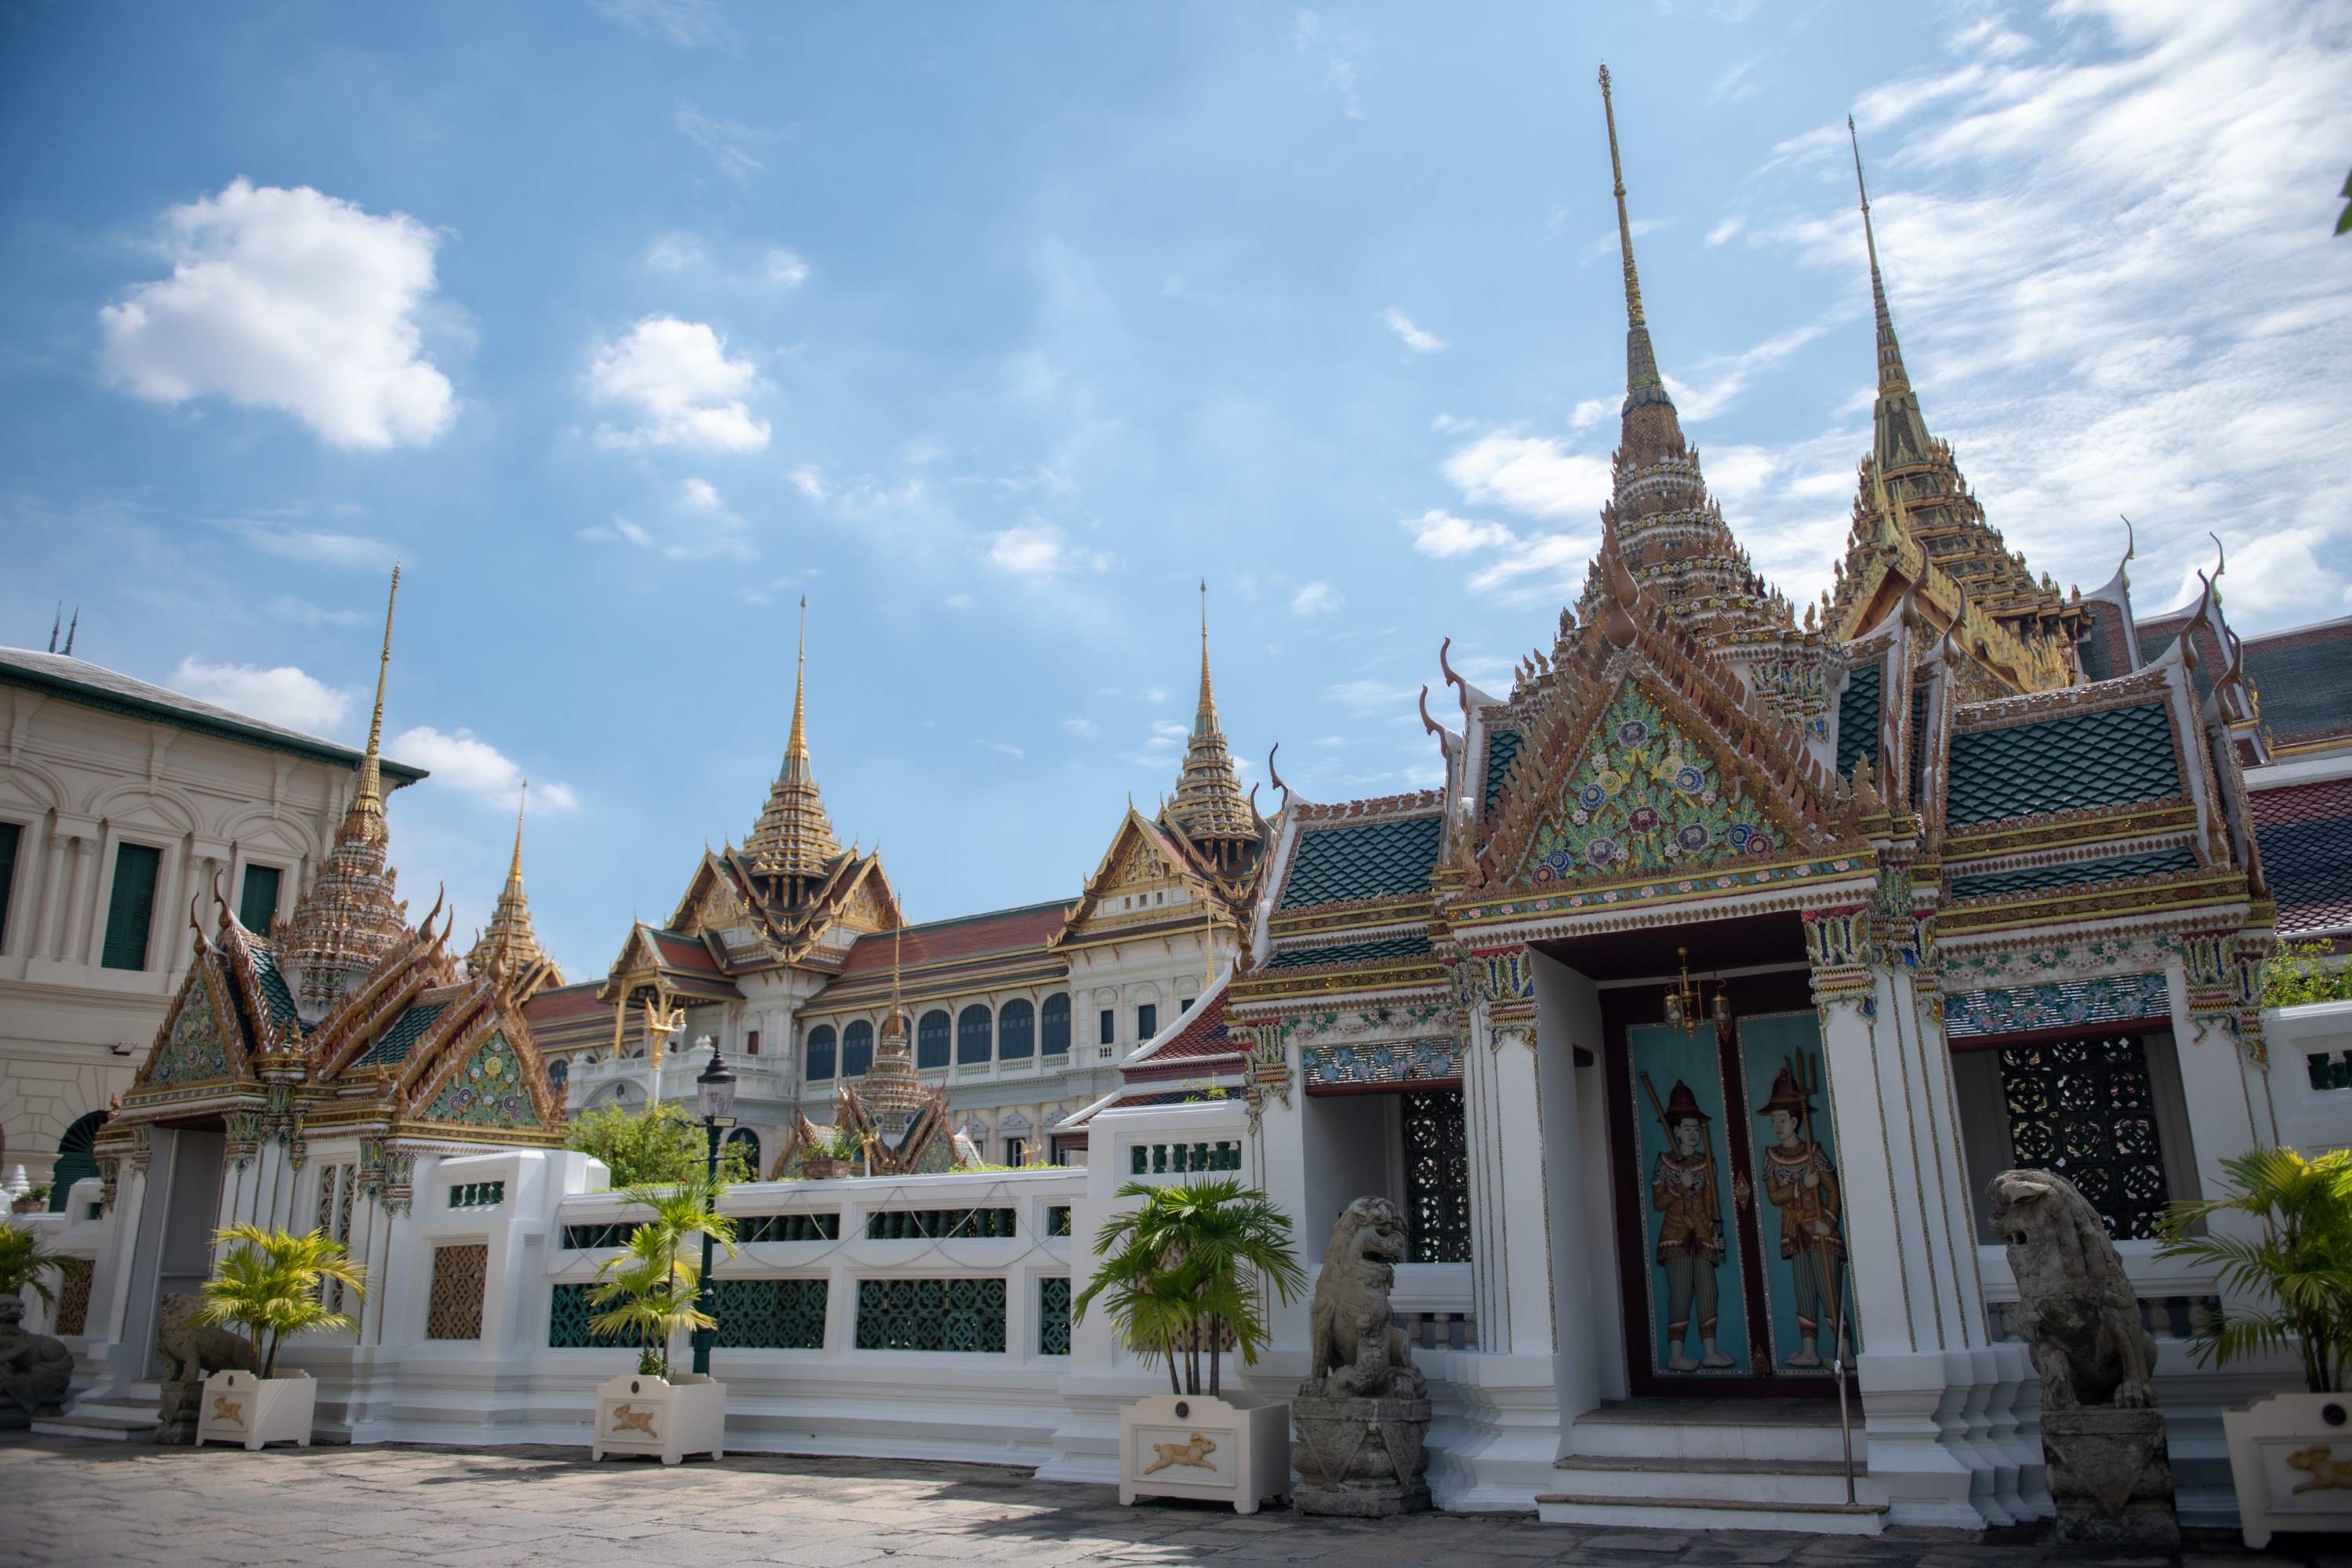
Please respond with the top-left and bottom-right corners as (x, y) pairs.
(1142, 988), (1236, 1062)
(522, 982), (614, 1023)
(650, 929), (724, 974)
(833, 902), (1069, 976)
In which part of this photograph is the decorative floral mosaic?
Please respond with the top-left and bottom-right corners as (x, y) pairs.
(422, 1031), (541, 1127)
(1303, 1037), (1461, 1089)
(1525, 682), (1779, 887)
(1941, 938), (2173, 986)
(150, 979), (233, 1087)
(1944, 974), (2175, 1040)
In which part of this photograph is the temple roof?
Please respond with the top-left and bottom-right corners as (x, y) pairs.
(745, 600), (843, 880)
(1279, 813), (1444, 909)
(808, 899), (1070, 1011)
(1163, 588), (1257, 844)
(466, 786), (562, 997)
(1944, 701), (2180, 826)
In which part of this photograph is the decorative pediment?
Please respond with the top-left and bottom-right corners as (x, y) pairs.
(139, 956), (249, 1091)
(417, 1029), (543, 1127)
(1523, 679), (1791, 887)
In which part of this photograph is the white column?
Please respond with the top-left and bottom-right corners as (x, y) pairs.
(30, 826), (67, 959)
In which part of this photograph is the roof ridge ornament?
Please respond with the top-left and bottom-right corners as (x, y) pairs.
(746, 593), (844, 880)
(1599, 64), (1674, 419)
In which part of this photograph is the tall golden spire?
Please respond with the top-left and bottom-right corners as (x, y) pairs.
(747, 595), (843, 878)
(467, 781), (560, 995)
(1165, 583), (1254, 842)
(1848, 118), (1931, 470)
(1599, 64), (1675, 430)
(278, 564), (411, 1020)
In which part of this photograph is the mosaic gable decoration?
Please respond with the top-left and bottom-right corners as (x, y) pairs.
(146, 962), (239, 1088)
(420, 1030), (543, 1127)
(1944, 974), (2176, 1040)
(1526, 680), (1781, 887)
(1302, 1038), (1461, 1090)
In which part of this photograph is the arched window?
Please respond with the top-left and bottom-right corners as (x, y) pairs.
(958, 1004), (993, 1065)
(917, 1010), (951, 1069)
(724, 1127), (761, 1181)
(999, 999), (1035, 1060)
(843, 1019), (874, 1077)
(806, 1025), (837, 1081)
(1041, 993), (1071, 1055)
(48, 1111), (105, 1212)
(547, 1058), (569, 1090)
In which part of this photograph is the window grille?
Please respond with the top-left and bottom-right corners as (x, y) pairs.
(100, 843), (160, 971)
(449, 1180), (504, 1208)
(561, 1221), (641, 1249)
(854, 1277), (1007, 1352)
(917, 1011), (951, 1069)
(1040, 1277), (1072, 1356)
(866, 1207), (1017, 1240)
(54, 1258), (93, 1336)
(1047, 1206), (1072, 1237)
(1403, 1089), (1471, 1264)
(738, 1212), (840, 1243)
(1999, 1036), (2170, 1240)
(713, 1278), (827, 1348)
(547, 1282), (633, 1348)
(1130, 1142), (1241, 1176)
(1000, 999), (1036, 1060)
(426, 1243), (488, 1340)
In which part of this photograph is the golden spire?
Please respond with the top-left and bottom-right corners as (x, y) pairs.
(1849, 117), (1932, 473)
(467, 781), (561, 995)
(278, 564), (410, 1020)
(1599, 64), (1674, 423)
(747, 595), (843, 877)
(1164, 582), (1254, 843)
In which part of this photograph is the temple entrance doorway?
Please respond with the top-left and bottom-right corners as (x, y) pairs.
(1538, 913), (1854, 1399)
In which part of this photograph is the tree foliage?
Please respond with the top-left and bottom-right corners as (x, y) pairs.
(2263, 940), (2352, 1010)
(587, 1176), (739, 1379)
(191, 1224), (368, 1377)
(2158, 1146), (2352, 1393)
(566, 1101), (753, 1188)
(0, 1222), (64, 1308)
(1074, 1178), (1305, 1397)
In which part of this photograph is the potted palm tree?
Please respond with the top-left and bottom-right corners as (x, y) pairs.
(2158, 1146), (2352, 1546)
(191, 1224), (367, 1450)
(0, 1222), (64, 1312)
(1076, 1178), (1305, 1515)
(588, 1178), (735, 1465)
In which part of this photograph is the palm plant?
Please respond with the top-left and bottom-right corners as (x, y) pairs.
(587, 1176), (738, 1379)
(1074, 1178), (1305, 1397)
(190, 1225), (368, 1378)
(2158, 1146), (2352, 1392)
(0, 1222), (65, 1309)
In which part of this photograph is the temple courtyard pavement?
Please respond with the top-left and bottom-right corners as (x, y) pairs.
(5, 1435), (2347, 1568)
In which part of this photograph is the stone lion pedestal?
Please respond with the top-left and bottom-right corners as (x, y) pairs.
(0, 1298), (71, 1430)
(1293, 1196), (1433, 1517)
(2042, 1407), (2177, 1546)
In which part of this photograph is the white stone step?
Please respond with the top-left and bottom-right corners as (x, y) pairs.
(1567, 1397), (1861, 1464)
(1552, 1454), (1870, 1507)
(31, 1412), (158, 1441)
(1536, 1493), (1888, 1535)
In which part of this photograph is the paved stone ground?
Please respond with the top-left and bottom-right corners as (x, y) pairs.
(3, 1432), (2343, 1568)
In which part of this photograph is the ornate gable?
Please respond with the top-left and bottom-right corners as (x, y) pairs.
(140, 955), (249, 1092)
(393, 982), (564, 1138)
(416, 1029), (543, 1128)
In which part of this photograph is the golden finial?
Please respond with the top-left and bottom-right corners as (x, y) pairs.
(1849, 115), (1910, 397)
(1599, 64), (1643, 329)
(508, 780), (528, 887)
(354, 561), (400, 811)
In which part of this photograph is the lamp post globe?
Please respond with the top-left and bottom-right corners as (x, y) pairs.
(691, 1046), (737, 1376)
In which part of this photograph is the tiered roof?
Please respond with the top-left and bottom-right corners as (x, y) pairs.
(466, 786), (562, 998)
(1166, 590), (1256, 844)
(745, 601), (843, 880)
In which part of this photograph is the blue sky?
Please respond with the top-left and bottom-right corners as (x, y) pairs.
(3, 1), (2347, 982)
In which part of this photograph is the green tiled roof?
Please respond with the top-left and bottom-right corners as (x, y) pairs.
(361, 1002), (447, 1065)
(246, 946), (307, 1036)
(1837, 664), (1881, 777)
(1265, 935), (1434, 970)
(1947, 846), (2196, 900)
(1279, 815), (1443, 909)
(2245, 636), (2352, 745)
(1946, 702), (2177, 825)
(1483, 729), (1523, 812)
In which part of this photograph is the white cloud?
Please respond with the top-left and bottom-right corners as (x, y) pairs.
(100, 180), (454, 451)
(1292, 581), (1342, 615)
(1405, 509), (1514, 558)
(645, 232), (703, 270)
(1441, 431), (1610, 521)
(790, 464), (826, 502)
(170, 658), (350, 735)
(588, 0), (732, 47)
(1326, 679), (1414, 717)
(224, 518), (397, 571)
(1063, 717), (1099, 737)
(589, 316), (770, 452)
(391, 725), (575, 811)
(765, 249), (810, 286)
(675, 103), (769, 179)
(944, 592), (974, 610)
(1382, 308), (1444, 353)
(985, 522), (1112, 578)
(1706, 214), (1745, 247)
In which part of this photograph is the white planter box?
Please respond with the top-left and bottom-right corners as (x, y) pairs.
(1118, 1392), (1290, 1514)
(196, 1370), (316, 1450)
(592, 1371), (726, 1465)
(2225, 1391), (2352, 1547)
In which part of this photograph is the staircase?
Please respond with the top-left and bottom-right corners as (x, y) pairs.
(33, 1384), (162, 1443)
(1536, 1397), (1887, 1535)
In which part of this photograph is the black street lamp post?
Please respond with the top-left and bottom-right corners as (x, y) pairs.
(691, 1045), (737, 1377)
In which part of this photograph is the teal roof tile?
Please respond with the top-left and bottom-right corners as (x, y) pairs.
(1279, 815), (1443, 909)
(1265, 935), (1434, 970)
(246, 946), (307, 1036)
(1947, 846), (2196, 900)
(361, 1002), (446, 1066)
(1946, 702), (2177, 825)
(1483, 730), (1523, 813)
(2245, 635), (2352, 746)
(1836, 665), (1882, 777)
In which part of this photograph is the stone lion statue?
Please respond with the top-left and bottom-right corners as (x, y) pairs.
(1304, 1196), (1425, 1400)
(154, 1292), (258, 1385)
(1987, 1169), (2156, 1410)
(0, 1297), (72, 1424)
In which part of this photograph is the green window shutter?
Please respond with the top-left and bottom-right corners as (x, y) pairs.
(238, 865), (281, 933)
(0, 821), (19, 953)
(101, 844), (162, 971)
